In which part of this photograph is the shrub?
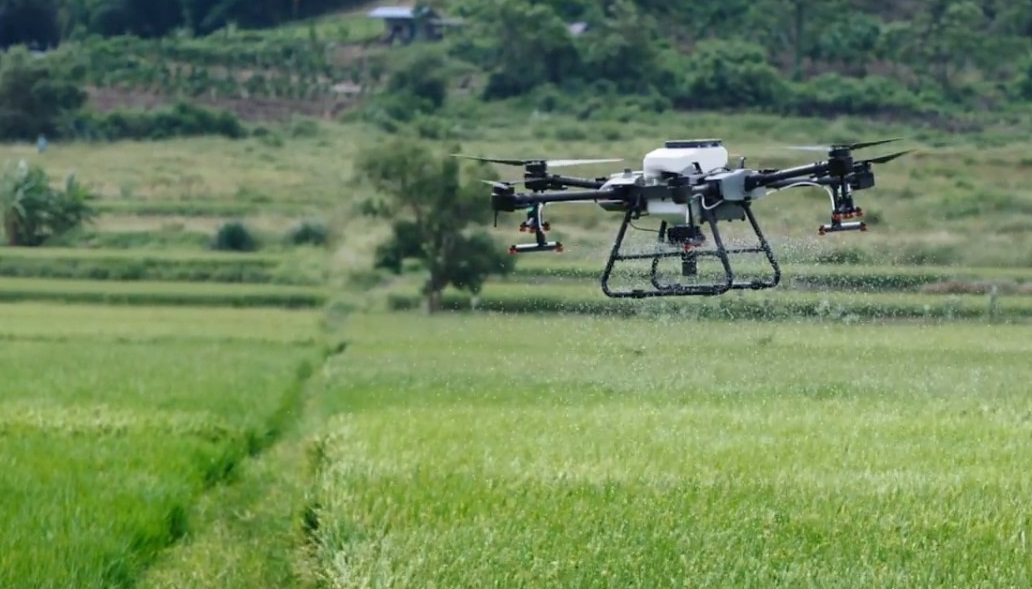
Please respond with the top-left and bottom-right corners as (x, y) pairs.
(786, 73), (930, 118)
(211, 221), (258, 252)
(287, 117), (320, 138)
(68, 102), (246, 142)
(287, 220), (329, 246)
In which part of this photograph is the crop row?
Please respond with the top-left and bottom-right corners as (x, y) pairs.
(83, 35), (337, 73)
(387, 282), (1029, 322)
(6, 242), (1025, 291)
(94, 199), (297, 217)
(0, 277), (327, 308)
(92, 64), (353, 102)
(79, 35), (370, 101)
(0, 248), (324, 286)
(510, 258), (1032, 293)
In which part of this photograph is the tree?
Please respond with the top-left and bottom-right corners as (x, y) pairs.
(385, 46), (450, 111)
(0, 46), (87, 140)
(676, 39), (788, 111)
(576, 1), (665, 94)
(812, 12), (882, 76)
(887, 0), (991, 94)
(453, 0), (580, 100)
(355, 139), (515, 313)
(373, 44), (451, 123)
(0, 159), (96, 246)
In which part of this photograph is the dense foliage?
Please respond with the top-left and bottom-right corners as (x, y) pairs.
(0, 0), (370, 45)
(1, 0), (1031, 142)
(0, 46), (87, 138)
(438, 0), (1032, 120)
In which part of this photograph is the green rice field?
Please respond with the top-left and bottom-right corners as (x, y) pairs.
(0, 303), (322, 589)
(305, 312), (1032, 588)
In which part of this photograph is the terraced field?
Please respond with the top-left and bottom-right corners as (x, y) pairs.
(2, 107), (1031, 587)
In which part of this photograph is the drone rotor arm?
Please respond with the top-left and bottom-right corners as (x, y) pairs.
(543, 175), (608, 190)
(503, 188), (619, 208)
(747, 162), (829, 188)
(511, 174), (610, 192)
(750, 146), (910, 190)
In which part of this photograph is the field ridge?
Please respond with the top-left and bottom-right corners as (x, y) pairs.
(136, 333), (347, 589)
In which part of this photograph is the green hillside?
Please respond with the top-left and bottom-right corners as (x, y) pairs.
(0, 0), (1028, 280)
(2, 0), (1032, 137)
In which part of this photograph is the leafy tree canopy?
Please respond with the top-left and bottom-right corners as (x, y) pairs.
(354, 139), (515, 312)
(0, 46), (88, 140)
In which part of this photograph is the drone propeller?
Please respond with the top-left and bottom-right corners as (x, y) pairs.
(453, 154), (621, 171)
(480, 179), (514, 190)
(861, 149), (912, 165)
(787, 138), (904, 152)
(544, 158), (623, 168)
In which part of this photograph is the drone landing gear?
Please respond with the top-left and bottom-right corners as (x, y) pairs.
(819, 220), (866, 235)
(600, 205), (781, 298)
(509, 235), (563, 254)
(819, 184), (867, 235)
(508, 203), (563, 254)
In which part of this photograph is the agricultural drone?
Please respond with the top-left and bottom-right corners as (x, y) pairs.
(454, 138), (910, 298)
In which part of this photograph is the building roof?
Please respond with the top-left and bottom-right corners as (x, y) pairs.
(368, 6), (415, 19)
(567, 22), (588, 36)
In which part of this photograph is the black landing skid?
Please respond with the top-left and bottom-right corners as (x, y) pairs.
(600, 204), (781, 298)
(509, 204), (563, 254)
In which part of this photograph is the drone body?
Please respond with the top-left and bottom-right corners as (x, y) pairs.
(456, 138), (909, 299)
(599, 140), (767, 223)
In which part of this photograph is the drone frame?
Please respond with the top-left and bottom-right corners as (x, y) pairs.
(459, 139), (910, 299)
(599, 202), (781, 298)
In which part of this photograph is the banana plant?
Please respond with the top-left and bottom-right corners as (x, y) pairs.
(0, 160), (96, 246)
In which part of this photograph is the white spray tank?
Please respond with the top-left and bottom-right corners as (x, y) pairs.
(642, 140), (730, 223)
(642, 139), (729, 179)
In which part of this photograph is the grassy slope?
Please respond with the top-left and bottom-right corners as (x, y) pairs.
(3, 108), (1030, 275)
(306, 312), (1032, 588)
(3, 108), (1030, 312)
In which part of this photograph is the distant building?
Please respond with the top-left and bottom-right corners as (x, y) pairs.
(367, 4), (462, 44)
(567, 22), (589, 37)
